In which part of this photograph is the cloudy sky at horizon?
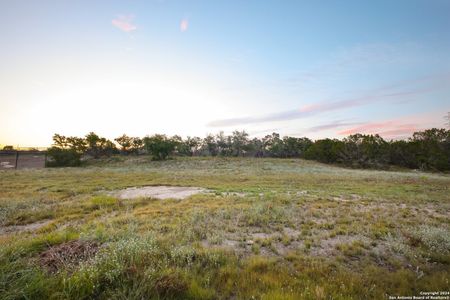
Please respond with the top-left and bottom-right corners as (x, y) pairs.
(1, 0), (449, 147)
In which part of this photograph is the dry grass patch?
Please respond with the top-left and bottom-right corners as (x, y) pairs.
(38, 240), (100, 273)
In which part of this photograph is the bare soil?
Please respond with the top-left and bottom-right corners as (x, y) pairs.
(16, 153), (46, 169)
(114, 186), (206, 200)
(0, 152), (46, 170)
(0, 220), (53, 235)
(0, 156), (16, 169)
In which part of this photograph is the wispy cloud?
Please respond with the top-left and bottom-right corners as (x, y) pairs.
(180, 18), (189, 32)
(207, 73), (450, 127)
(207, 110), (304, 127)
(112, 15), (137, 32)
(284, 42), (424, 88)
(301, 120), (363, 133)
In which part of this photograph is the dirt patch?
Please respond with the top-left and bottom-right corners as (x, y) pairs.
(16, 153), (46, 169)
(295, 190), (308, 196)
(0, 220), (53, 235)
(423, 206), (449, 219)
(0, 151), (46, 170)
(331, 194), (362, 202)
(201, 227), (303, 257)
(39, 240), (100, 273)
(115, 186), (206, 200)
(222, 192), (248, 197)
(311, 235), (366, 256)
(273, 241), (304, 255)
(0, 161), (15, 169)
(251, 232), (276, 240)
(201, 239), (240, 251)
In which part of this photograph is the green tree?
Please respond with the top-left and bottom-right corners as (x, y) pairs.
(85, 132), (117, 158)
(52, 134), (70, 149)
(389, 140), (418, 169)
(130, 137), (143, 154)
(340, 134), (389, 167)
(410, 128), (450, 170)
(143, 134), (177, 160)
(216, 131), (231, 156)
(66, 136), (87, 153)
(176, 136), (201, 156)
(115, 134), (132, 154)
(282, 137), (313, 158)
(305, 139), (343, 163)
(203, 134), (219, 156)
(248, 138), (264, 157)
(187, 136), (202, 156)
(263, 133), (284, 157)
(47, 134), (83, 167)
(231, 130), (249, 156)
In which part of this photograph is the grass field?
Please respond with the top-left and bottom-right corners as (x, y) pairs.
(0, 157), (449, 299)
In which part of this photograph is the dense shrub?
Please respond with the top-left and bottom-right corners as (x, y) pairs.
(143, 134), (177, 160)
(304, 139), (343, 163)
(410, 128), (450, 171)
(47, 133), (117, 167)
(46, 147), (81, 167)
(339, 134), (390, 168)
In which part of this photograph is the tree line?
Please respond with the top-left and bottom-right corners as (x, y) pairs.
(47, 129), (450, 171)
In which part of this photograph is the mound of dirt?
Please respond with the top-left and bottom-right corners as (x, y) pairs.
(115, 186), (206, 200)
(39, 240), (99, 273)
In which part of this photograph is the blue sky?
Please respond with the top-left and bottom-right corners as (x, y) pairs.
(0, 0), (449, 146)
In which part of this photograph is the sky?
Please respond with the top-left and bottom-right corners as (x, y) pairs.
(0, 0), (449, 147)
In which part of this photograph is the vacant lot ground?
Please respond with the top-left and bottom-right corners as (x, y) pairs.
(0, 152), (46, 170)
(0, 157), (449, 299)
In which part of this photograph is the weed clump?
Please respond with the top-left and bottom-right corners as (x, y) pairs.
(90, 196), (119, 210)
(414, 225), (450, 253)
(39, 240), (99, 273)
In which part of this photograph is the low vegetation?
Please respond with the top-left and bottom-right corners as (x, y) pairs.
(0, 157), (449, 299)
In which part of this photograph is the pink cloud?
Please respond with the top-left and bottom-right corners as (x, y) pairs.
(299, 103), (320, 113)
(339, 121), (399, 135)
(112, 15), (137, 32)
(180, 18), (189, 32)
(337, 112), (444, 139)
(378, 127), (419, 138)
(301, 120), (363, 133)
(339, 122), (417, 138)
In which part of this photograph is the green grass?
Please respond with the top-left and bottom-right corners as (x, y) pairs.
(0, 156), (449, 299)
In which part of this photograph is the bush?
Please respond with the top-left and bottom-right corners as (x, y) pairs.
(46, 147), (81, 167)
(304, 139), (343, 163)
(414, 225), (450, 253)
(143, 134), (177, 160)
